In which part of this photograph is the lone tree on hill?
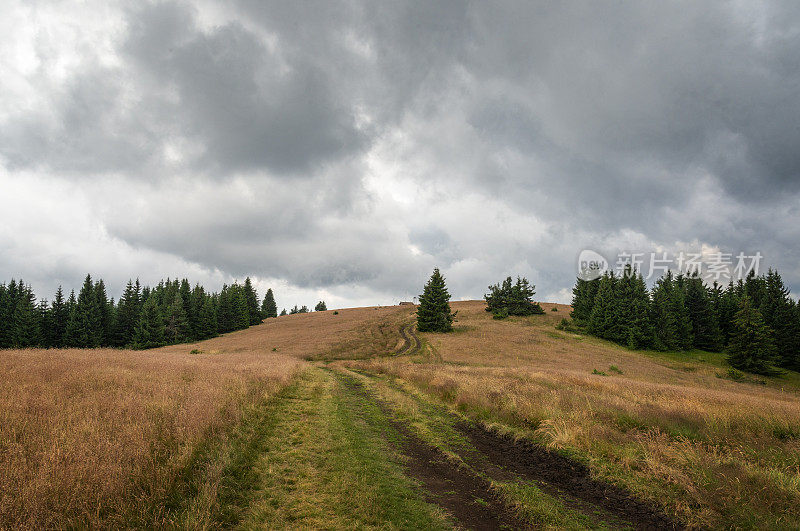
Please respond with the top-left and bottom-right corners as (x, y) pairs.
(315, 301), (327, 311)
(727, 297), (780, 375)
(484, 276), (544, 317)
(262, 288), (278, 318)
(416, 268), (456, 332)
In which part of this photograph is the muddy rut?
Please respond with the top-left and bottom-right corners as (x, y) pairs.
(395, 323), (422, 356)
(339, 372), (683, 530)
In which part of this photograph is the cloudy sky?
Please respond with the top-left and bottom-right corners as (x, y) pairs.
(2, 1), (800, 309)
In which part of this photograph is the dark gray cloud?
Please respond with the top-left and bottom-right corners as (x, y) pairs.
(2, 0), (800, 306)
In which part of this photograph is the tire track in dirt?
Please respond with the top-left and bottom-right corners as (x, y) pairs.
(337, 373), (530, 530)
(395, 323), (422, 356)
(456, 422), (683, 530)
(340, 370), (683, 530)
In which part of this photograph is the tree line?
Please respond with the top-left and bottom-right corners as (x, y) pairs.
(570, 267), (800, 374)
(0, 275), (285, 350)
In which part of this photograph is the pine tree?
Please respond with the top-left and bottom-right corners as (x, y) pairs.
(684, 273), (721, 351)
(64, 275), (101, 348)
(570, 277), (599, 323)
(243, 277), (261, 326)
(217, 285), (234, 333)
(761, 269), (797, 369)
(188, 284), (206, 340)
(727, 297), (779, 375)
(231, 284), (250, 329)
(670, 274), (693, 350)
(94, 279), (111, 346)
(625, 271), (652, 349)
(132, 296), (165, 349)
(280, 308), (287, 316)
(416, 268), (456, 332)
(180, 279), (193, 334)
(485, 276), (544, 316)
(587, 272), (617, 340)
(0, 282), (13, 348)
(50, 286), (68, 347)
(315, 301), (327, 311)
(38, 299), (54, 348)
(114, 280), (141, 347)
(12, 283), (41, 348)
(650, 272), (679, 350)
(196, 296), (217, 339)
(262, 288), (278, 318)
(164, 293), (189, 344)
(717, 281), (740, 346)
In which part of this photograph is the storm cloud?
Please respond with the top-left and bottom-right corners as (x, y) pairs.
(2, 0), (800, 308)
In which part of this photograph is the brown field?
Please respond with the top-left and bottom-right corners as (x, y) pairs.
(0, 306), (402, 529)
(3, 301), (800, 529)
(348, 301), (800, 529)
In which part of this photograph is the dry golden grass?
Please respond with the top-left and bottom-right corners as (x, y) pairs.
(351, 301), (800, 528)
(0, 305), (405, 529)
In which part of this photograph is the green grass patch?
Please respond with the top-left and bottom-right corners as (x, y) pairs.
(240, 368), (451, 529)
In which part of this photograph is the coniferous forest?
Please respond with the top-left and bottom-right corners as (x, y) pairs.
(0, 274), (282, 350)
(570, 267), (800, 374)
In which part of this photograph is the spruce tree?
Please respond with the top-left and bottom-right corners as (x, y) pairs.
(625, 271), (652, 349)
(64, 275), (101, 348)
(231, 284), (250, 329)
(416, 268), (456, 332)
(485, 276), (544, 316)
(570, 277), (599, 323)
(0, 283), (12, 348)
(243, 277), (262, 325)
(114, 280), (141, 347)
(217, 285), (234, 333)
(717, 281), (740, 346)
(280, 308), (287, 316)
(684, 273), (721, 351)
(94, 279), (111, 346)
(587, 272), (617, 340)
(38, 299), (54, 348)
(164, 293), (189, 344)
(761, 269), (797, 368)
(650, 272), (679, 350)
(727, 297), (779, 375)
(262, 288), (278, 318)
(196, 297), (218, 339)
(188, 284), (206, 340)
(50, 286), (68, 347)
(132, 296), (166, 349)
(12, 283), (41, 348)
(670, 274), (693, 350)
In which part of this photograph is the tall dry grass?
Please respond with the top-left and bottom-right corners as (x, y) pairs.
(351, 301), (800, 528)
(0, 305), (405, 528)
(0, 347), (301, 528)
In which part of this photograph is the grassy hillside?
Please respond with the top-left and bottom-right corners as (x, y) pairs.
(349, 301), (800, 529)
(2, 301), (799, 528)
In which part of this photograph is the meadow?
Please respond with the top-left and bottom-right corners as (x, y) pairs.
(349, 301), (800, 529)
(0, 305), (398, 528)
(2, 301), (799, 528)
